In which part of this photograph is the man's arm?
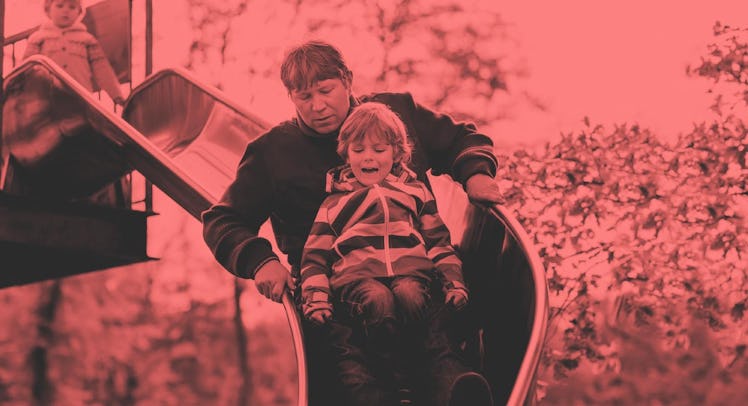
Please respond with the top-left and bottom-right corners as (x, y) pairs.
(407, 94), (497, 182)
(416, 185), (464, 284)
(201, 140), (279, 279)
(388, 93), (503, 204)
(417, 186), (470, 307)
(203, 139), (297, 302)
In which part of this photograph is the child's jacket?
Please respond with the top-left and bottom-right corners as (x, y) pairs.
(300, 164), (466, 311)
(24, 21), (124, 101)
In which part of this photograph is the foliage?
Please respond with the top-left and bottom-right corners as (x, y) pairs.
(499, 117), (747, 404)
(688, 22), (748, 117)
(184, 0), (249, 90)
(0, 206), (297, 405)
(177, 0), (529, 126)
(494, 22), (748, 404)
(291, 0), (523, 125)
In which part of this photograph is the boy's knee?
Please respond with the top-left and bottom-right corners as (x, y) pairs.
(360, 287), (395, 324)
(393, 279), (429, 321)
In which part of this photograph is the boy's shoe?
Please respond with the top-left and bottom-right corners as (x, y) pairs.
(447, 371), (494, 406)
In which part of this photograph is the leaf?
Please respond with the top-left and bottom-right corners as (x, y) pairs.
(731, 301), (746, 322)
(559, 358), (579, 370)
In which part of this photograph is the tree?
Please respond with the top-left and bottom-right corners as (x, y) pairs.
(496, 21), (748, 404)
(689, 22), (748, 118)
(295, 0), (527, 125)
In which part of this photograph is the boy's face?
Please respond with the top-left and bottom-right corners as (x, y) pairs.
(347, 135), (395, 186)
(48, 0), (81, 29)
(289, 78), (351, 135)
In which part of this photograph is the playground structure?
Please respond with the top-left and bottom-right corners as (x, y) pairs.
(1, 1), (549, 404)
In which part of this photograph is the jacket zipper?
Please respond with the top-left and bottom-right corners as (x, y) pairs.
(373, 185), (394, 277)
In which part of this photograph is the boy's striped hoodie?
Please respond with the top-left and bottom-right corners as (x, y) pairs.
(300, 164), (467, 317)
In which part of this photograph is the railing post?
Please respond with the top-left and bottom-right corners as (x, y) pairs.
(146, 0), (152, 77)
(143, 0), (154, 213)
(1, 0), (5, 185)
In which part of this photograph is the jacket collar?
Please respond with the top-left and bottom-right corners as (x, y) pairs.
(294, 95), (361, 140)
(325, 163), (416, 193)
(39, 20), (87, 35)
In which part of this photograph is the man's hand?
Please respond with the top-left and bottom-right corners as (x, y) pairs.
(465, 173), (503, 205)
(254, 260), (296, 302)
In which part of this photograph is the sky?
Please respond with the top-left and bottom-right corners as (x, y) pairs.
(495, 1), (748, 147)
(4, 1), (748, 149)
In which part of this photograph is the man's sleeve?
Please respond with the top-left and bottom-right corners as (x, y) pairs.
(407, 93), (498, 185)
(201, 140), (279, 279)
(417, 186), (464, 285)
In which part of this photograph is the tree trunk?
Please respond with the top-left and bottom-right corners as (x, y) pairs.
(233, 279), (252, 405)
(30, 280), (62, 406)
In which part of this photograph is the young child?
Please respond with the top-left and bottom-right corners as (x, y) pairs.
(23, 0), (125, 105)
(300, 101), (469, 326)
(300, 102), (483, 404)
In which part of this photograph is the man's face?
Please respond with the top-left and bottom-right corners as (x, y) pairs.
(289, 78), (351, 135)
(48, 0), (81, 29)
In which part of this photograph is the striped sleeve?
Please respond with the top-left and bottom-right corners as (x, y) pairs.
(417, 186), (464, 284)
(300, 200), (338, 301)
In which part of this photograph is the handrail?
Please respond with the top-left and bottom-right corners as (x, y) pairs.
(2, 26), (37, 46)
(130, 67), (272, 130)
(490, 204), (549, 406)
(282, 293), (308, 406)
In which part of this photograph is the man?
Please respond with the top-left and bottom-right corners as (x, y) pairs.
(202, 41), (502, 405)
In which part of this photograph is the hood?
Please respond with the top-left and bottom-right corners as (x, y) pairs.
(38, 20), (87, 35)
(325, 163), (417, 193)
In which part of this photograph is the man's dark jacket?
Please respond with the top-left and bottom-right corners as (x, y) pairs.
(201, 92), (498, 279)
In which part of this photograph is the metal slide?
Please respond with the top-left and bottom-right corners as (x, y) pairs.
(2, 56), (306, 404)
(2, 57), (548, 405)
(431, 175), (549, 405)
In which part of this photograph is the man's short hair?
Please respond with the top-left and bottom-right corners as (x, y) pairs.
(337, 102), (412, 165)
(280, 41), (353, 93)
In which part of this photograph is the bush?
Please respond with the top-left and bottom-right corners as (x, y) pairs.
(501, 22), (748, 404)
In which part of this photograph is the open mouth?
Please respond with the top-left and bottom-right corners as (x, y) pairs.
(361, 167), (378, 174)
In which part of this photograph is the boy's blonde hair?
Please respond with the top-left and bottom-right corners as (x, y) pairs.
(45, 0), (82, 14)
(337, 102), (412, 166)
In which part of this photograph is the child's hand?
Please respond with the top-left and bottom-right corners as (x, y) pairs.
(309, 309), (332, 325)
(302, 289), (333, 323)
(445, 289), (468, 310)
